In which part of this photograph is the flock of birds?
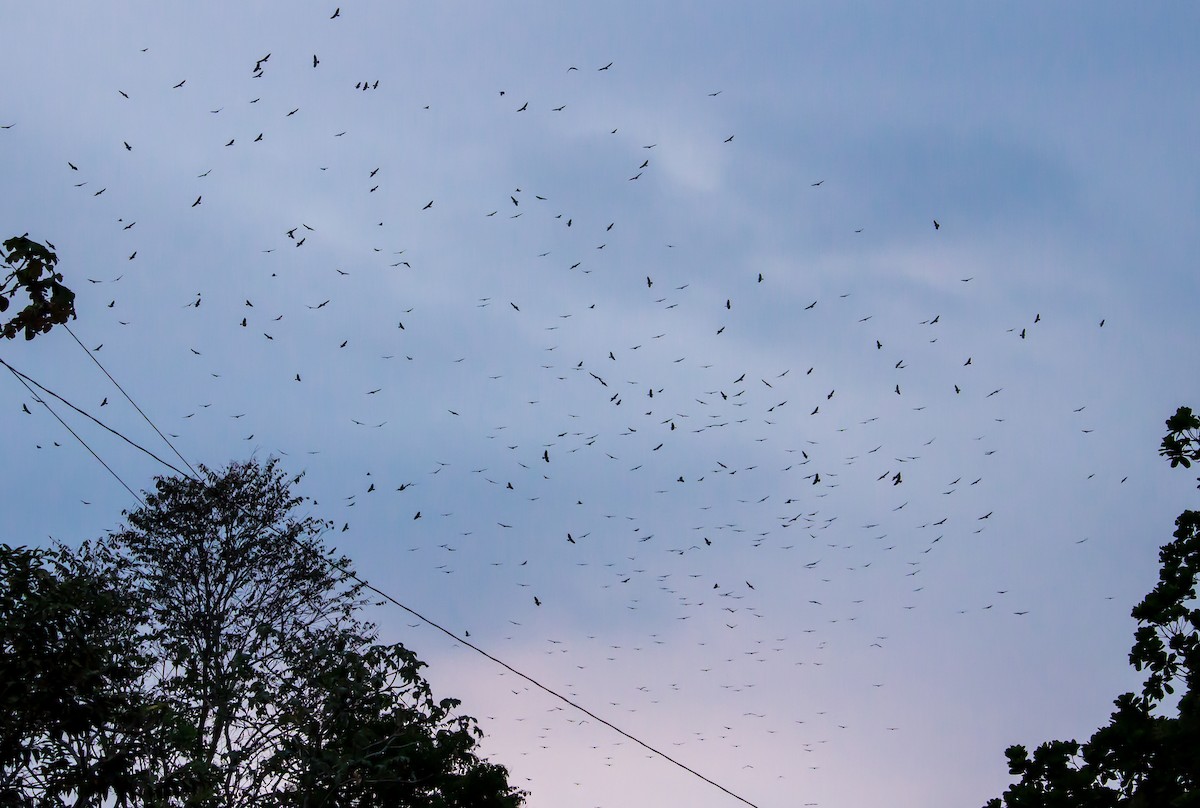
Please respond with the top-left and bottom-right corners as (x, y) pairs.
(3, 7), (1122, 807)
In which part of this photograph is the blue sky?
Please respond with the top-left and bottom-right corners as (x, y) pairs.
(2, 3), (1199, 806)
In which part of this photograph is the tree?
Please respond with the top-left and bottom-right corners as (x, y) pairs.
(1, 235), (75, 341)
(3, 459), (523, 806)
(984, 407), (1200, 807)
(78, 458), (525, 807)
(0, 543), (186, 806)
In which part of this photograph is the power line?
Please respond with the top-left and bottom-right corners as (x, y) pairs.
(3, 360), (143, 504)
(64, 324), (199, 478)
(344, 568), (761, 807)
(0, 357), (188, 478)
(11, 337), (763, 808)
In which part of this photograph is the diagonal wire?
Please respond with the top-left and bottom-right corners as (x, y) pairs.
(0, 357), (188, 478)
(341, 567), (762, 807)
(10, 338), (764, 808)
(64, 324), (200, 478)
(3, 361), (143, 504)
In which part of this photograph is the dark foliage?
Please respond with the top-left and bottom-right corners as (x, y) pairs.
(1, 235), (75, 341)
(984, 407), (1200, 807)
(0, 544), (186, 806)
(2, 459), (525, 807)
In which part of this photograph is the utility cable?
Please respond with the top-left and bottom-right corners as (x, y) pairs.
(10, 348), (763, 808)
(3, 361), (143, 504)
(341, 566), (761, 807)
(63, 324), (199, 478)
(0, 357), (188, 478)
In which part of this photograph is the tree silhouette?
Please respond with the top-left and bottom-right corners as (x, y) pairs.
(984, 407), (1200, 807)
(0, 543), (184, 806)
(4, 459), (524, 806)
(1, 235), (75, 341)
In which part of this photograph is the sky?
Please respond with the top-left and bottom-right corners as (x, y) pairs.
(2, 3), (1199, 807)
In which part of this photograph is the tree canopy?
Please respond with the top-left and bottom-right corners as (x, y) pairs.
(2, 458), (525, 807)
(984, 407), (1200, 807)
(0, 543), (174, 806)
(1, 235), (75, 341)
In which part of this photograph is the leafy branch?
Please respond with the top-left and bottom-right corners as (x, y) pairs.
(985, 407), (1200, 807)
(1, 235), (76, 341)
